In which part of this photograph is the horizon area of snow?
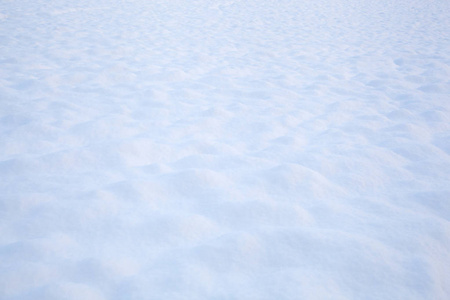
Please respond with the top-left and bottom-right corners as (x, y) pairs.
(1, 0), (450, 299)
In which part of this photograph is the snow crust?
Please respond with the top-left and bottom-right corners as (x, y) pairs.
(1, 0), (450, 299)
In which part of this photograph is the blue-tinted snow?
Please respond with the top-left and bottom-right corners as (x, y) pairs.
(1, 0), (450, 299)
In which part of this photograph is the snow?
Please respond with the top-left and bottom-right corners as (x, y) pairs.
(1, 0), (450, 299)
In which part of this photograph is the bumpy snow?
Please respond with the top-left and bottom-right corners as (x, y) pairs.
(1, 0), (450, 299)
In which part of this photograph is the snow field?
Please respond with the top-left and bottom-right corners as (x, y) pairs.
(1, 0), (450, 299)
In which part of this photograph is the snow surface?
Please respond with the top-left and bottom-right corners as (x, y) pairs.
(1, 0), (450, 299)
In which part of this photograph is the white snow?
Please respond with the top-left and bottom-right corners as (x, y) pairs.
(1, 0), (450, 299)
